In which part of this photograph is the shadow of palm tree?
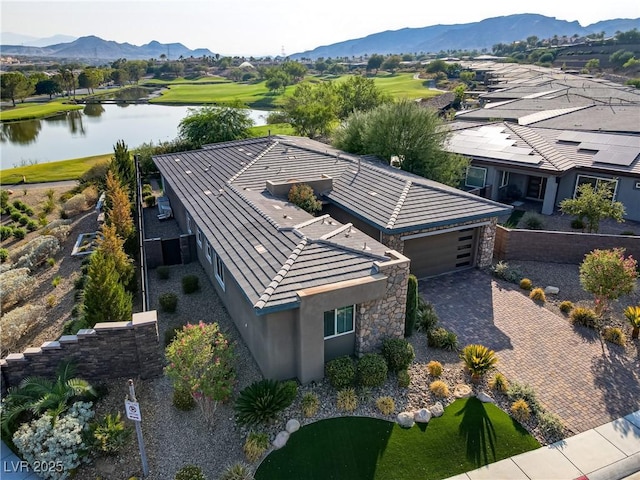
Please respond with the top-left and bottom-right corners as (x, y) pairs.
(456, 397), (497, 467)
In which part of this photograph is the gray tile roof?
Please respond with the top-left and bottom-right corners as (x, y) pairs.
(527, 104), (640, 134)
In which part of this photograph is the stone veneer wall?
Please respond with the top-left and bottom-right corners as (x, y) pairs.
(380, 218), (498, 268)
(355, 251), (410, 355)
(0, 311), (163, 391)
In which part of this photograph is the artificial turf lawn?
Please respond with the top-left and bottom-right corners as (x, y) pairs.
(255, 397), (540, 480)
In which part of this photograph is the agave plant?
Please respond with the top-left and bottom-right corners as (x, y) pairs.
(1, 361), (97, 439)
(460, 344), (498, 382)
(234, 379), (296, 426)
(624, 305), (640, 339)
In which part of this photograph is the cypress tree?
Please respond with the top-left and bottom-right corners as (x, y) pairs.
(109, 140), (135, 194)
(82, 250), (132, 326)
(405, 274), (418, 337)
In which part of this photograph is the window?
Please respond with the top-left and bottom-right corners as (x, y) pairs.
(215, 254), (225, 289)
(186, 212), (192, 234)
(465, 166), (487, 188)
(500, 171), (510, 188)
(324, 305), (355, 339)
(205, 241), (212, 263)
(574, 175), (618, 199)
(196, 228), (202, 248)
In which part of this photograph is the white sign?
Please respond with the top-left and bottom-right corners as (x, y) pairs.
(125, 400), (142, 421)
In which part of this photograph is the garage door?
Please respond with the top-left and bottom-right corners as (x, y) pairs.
(402, 227), (477, 278)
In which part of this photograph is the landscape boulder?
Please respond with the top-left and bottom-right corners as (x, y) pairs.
(414, 408), (432, 423)
(273, 431), (290, 449)
(453, 384), (473, 398)
(545, 286), (559, 295)
(397, 411), (415, 429)
(286, 419), (300, 433)
(431, 402), (444, 417)
(477, 391), (495, 403)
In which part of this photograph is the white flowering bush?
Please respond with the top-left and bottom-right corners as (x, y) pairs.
(0, 268), (36, 309)
(10, 235), (60, 270)
(13, 401), (95, 480)
(0, 304), (45, 353)
(63, 194), (87, 216)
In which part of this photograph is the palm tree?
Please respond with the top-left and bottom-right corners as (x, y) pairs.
(624, 305), (640, 339)
(1, 361), (96, 438)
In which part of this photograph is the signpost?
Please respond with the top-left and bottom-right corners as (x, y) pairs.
(126, 379), (149, 477)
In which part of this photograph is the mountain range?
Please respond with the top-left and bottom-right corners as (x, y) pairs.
(291, 14), (640, 59)
(1, 14), (639, 62)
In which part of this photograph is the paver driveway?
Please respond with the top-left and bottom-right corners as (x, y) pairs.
(420, 269), (640, 435)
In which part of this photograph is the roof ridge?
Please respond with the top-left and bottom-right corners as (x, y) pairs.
(225, 182), (281, 230)
(507, 123), (567, 172)
(229, 140), (279, 183)
(254, 237), (308, 310)
(311, 238), (389, 262)
(386, 181), (412, 230)
(294, 214), (330, 229)
(319, 222), (352, 240)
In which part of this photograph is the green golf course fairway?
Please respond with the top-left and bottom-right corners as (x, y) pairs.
(255, 397), (540, 480)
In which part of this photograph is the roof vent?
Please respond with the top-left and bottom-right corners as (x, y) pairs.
(185, 170), (192, 174)
(345, 226), (352, 237)
(254, 244), (267, 254)
(363, 242), (371, 251)
(204, 190), (212, 195)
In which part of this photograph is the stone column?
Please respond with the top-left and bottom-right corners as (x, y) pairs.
(477, 218), (497, 268)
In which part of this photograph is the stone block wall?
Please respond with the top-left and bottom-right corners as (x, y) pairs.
(355, 251), (410, 355)
(0, 311), (163, 391)
(494, 226), (640, 264)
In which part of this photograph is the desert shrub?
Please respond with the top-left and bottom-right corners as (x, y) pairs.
(46, 294), (57, 309)
(159, 293), (178, 313)
(18, 214), (29, 226)
(356, 353), (388, 387)
(415, 297), (439, 332)
(144, 195), (156, 208)
(12, 200), (26, 210)
(182, 275), (200, 294)
(26, 220), (38, 232)
(0, 248), (8, 262)
(46, 257), (55, 267)
(489, 372), (509, 393)
(90, 412), (132, 455)
(429, 380), (449, 398)
(507, 381), (539, 413)
(0, 304), (45, 353)
(42, 198), (56, 214)
(570, 218), (585, 230)
(172, 386), (196, 411)
(142, 183), (153, 195)
(511, 399), (531, 422)
(12, 227), (26, 240)
(397, 369), (411, 388)
(301, 392), (319, 417)
(235, 379), (297, 426)
(52, 275), (62, 288)
(218, 462), (253, 480)
(63, 317), (89, 336)
(427, 327), (458, 350)
(461, 344), (498, 381)
(559, 300), (574, 314)
(491, 260), (521, 283)
(63, 193), (87, 216)
(10, 210), (21, 222)
(336, 388), (358, 412)
(537, 411), (565, 441)
(288, 183), (322, 215)
(175, 464), (206, 480)
(570, 307), (597, 328)
(244, 431), (269, 462)
(426, 360), (443, 377)
(519, 278), (533, 290)
(280, 380), (298, 405)
(381, 338), (415, 372)
(10, 235), (60, 270)
(0, 268), (36, 309)
(325, 356), (356, 389)
(0, 189), (8, 208)
(12, 401), (94, 480)
(522, 212), (544, 230)
(157, 265), (170, 280)
(375, 396), (395, 415)
(164, 325), (182, 346)
(603, 326), (626, 346)
(0, 226), (12, 241)
(529, 288), (546, 302)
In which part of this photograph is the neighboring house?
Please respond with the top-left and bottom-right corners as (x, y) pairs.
(446, 122), (640, 220)
(152, 135), (510, 383)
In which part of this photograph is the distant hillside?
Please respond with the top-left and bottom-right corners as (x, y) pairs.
(0, 35), (216, 60)
(291, 14), (640, 59)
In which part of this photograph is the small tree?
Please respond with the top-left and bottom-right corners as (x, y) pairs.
(579, 248), (637, 317)
(405, 274), (418, 336)
(109, 140), (135, 194)
(106, 171), (135, 242)
(288, 183), (322, 215)
(559, 183), (625, 233)
(165, 322), (235, 426)
(96, 223), (135, 291)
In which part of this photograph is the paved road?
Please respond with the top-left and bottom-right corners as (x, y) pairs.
(420, 269), (640, 435)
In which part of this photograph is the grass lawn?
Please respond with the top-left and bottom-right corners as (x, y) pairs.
(0, 153), (111, 184)
(0, 101), (84, 122)
(249, 123), (295, 137)
(255, 398), (540, 480)
(141, 76), (230, 85)
(373, 73), (441, 100)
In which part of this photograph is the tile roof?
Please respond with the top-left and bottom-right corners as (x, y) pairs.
(154, 135), (510, 312)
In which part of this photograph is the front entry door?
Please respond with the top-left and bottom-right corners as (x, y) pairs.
(526, 176), (547, 200)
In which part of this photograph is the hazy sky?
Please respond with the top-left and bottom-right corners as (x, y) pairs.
(2, 0), (639, 56)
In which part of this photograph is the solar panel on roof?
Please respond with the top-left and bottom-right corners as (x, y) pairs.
(592, 146), (638, 167)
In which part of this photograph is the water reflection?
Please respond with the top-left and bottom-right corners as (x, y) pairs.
(83, 103), (105, 117)
(1, 120), (42, 145)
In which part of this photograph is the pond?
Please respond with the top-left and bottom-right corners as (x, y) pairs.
(0, 104), (270, 168)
